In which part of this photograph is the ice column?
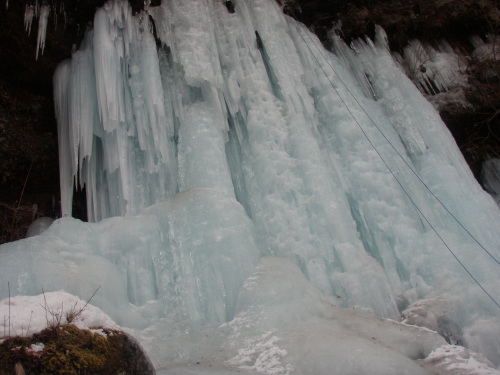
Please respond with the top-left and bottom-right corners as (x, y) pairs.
(52, 0), (500, 350)
(36, 4), (50, 60)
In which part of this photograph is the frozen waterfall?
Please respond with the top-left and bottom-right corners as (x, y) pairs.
(1, 0), (500, 373)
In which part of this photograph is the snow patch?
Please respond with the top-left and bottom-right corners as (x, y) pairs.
(423, 345), (500, 375)
(0, 291), (119, 338)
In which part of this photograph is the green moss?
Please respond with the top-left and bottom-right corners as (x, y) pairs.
(0, 325), (127, 375)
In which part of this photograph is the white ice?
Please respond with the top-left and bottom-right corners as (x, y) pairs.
(36, 4), (50, 60)
(25, 217), (54, 237)
(24, 4), (35, 35)
(3, 0), (500, 372)
(1, 260), (498, 375)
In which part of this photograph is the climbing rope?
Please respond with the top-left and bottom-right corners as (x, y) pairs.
(290, 19), (500, 308)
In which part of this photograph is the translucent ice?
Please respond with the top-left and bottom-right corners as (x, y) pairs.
(25, 217), (54, 237)
(0, 189), (260, 328)
(24, 4), (35, 35)
(1, 257), (498, 374)
(36, 4), (50, 60)
(4, 0), (500, 372)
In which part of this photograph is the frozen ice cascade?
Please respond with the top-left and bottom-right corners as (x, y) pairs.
(2, 0), (500, 373)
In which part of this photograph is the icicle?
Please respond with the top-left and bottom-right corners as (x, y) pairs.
(61, 2), (67, 29)
(24, 4), (35, 35)
(33, 0), (500, 370)
(35, 4), (50, 60)
(53, 59), (73, 217)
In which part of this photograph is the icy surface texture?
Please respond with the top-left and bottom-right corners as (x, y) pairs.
(220, 257), (443, 375)
(422, 344), (499, 375)
(120, 258), (499, 374)
(25, 217), (54, 237)
(3, 0), (500, 371)
(1, 261), (499, 374)
(0, 189), (259, 329)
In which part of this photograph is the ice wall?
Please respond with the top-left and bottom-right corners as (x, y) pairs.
(2, 0), (500, 371)
(1, 189), (260, 328)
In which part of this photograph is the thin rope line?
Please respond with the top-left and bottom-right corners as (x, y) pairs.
(291, 22), (500, 308)
(295, 23), (499, 266)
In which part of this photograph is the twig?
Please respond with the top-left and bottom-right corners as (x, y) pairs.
(81, 286), (100, 312)
(26, 311), (33, 337)
(42, 288), (49, 329)
(66, 286), (101, 323)
(9, 159), (35, 241)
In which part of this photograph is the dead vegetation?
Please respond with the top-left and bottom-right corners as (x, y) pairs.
(459, 50), (500, 166)
(0, 85), (58, 245)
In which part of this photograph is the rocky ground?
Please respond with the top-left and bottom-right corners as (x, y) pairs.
(0, 0), (498, 243)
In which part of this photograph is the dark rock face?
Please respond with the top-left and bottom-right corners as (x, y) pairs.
(121, 332), (156, 375)
(0, 0), (68, 243)
(289, 0), (499, 51)
(0, 0), (498, 243)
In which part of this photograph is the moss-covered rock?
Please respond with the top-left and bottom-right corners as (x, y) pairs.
(0, 324), (155, 375)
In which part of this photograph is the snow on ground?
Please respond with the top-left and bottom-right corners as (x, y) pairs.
(2, 2), (499, 373)
(0, 290), (119, 338)
(421, 345), (500, 375)
(1, 269), (499, 375)
(156, 365), (249, 375)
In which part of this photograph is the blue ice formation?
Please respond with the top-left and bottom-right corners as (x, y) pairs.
(1, 0), (499, 372)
